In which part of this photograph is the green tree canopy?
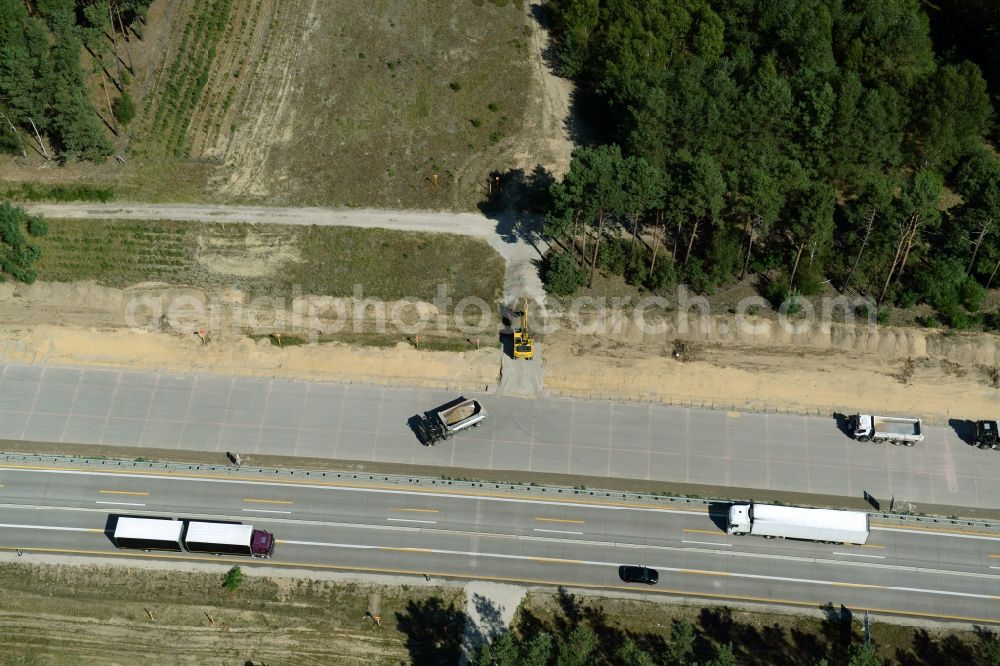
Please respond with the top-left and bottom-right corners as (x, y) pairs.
(0, 202), (48, 284)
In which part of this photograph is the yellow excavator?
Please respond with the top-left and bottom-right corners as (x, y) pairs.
(513, 298), (534, 360)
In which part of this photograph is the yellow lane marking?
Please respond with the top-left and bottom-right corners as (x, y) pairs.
(873, 523), (1000, 538)
(727, 412), (741, 418)
(243, 498), (293, 505)
(861, 544), (886, 549)
(86, 529), (104, 533)
(535, 517), (585, 525)
(98, 490), (149, 496)
(0, 463), (707, 514)
(2, 546), (997, 625)
(831, 582), (883, 590)
(989, 554), (1000, 559)
(390, 508), (440, 513)
(683, 569), (732, 577)
(530, 557), (583, 565)
(683, 529), (724, 535)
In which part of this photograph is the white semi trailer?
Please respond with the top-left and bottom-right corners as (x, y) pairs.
(112, 517), (184, 551)
(851, 414), (923, 446)
(727, 503), (870, 544)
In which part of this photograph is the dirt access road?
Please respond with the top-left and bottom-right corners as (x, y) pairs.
(23, 203), (548, 307)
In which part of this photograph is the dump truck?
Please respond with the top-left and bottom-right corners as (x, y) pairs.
(974, 420), (1000, 450)
(851, 414), (923, 446)
(419, 398), (486, 444)
(727, 503), (870, 544)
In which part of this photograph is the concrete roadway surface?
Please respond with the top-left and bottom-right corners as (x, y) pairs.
(2, 364), (1000, 510)
(0, 463), (997, 625)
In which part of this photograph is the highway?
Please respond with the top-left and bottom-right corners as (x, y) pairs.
(1, 462), (998, 625)
(3, 363), (1000, 510)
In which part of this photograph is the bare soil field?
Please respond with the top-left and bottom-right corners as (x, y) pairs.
(521, 590), (1000, 666)
(0, 0), (568, 211)
(0, 561), (464, 665)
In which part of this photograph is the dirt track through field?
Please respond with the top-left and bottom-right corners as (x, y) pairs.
(23, 203), (549, 305)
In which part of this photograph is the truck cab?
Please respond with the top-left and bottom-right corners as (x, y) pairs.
(251, 529), (276, 558)
(726, 504), (752, 535)
(974, 420), (1000, 450)
(852, 414), (874, 440)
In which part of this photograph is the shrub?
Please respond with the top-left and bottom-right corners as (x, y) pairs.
(960, 276), (987, 312)
(762, 273), (789, 309)
(793, 265), (824, 296)
(784, 287), (803, 315)
(449, 81), (462, 91)
(543, 252), (582, 295)
(26, 216), (48, 237)
(597, 237), (627, 275)
(897, 290), (919, 308)
(646, 258), (677, 292)
(623, 252), (646, 287)
(222, 565), (244, 591)
(113, 92), (136, 125)
(682, 257), (715, 294)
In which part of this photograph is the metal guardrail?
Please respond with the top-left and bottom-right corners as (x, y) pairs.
(4, 452), (999, 531)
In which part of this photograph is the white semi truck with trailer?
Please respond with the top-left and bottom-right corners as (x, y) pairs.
(851, 414), (923, 446)
(112, 517), (275, 557)
(726, 503), (870, 544)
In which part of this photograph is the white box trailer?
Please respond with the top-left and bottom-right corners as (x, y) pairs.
(184, 521), (275, 557)
(113, 517), (184, 551)
(852, 414), (923, 446)
(727, 503), (870, 544)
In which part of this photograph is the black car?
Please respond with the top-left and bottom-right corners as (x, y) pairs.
(619, 565), (658, 585)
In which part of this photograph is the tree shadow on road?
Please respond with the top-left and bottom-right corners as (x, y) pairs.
(395, 596), (467, 666)
(478, 166), (552, 255)
(472, 592), (507, 641)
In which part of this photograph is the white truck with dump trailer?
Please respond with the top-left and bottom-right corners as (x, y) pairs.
(727, 503), (870, 544)
(851, 414), (923, 446)
(419, 397), (487, 444)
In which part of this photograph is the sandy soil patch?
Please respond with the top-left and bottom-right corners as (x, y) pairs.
(542, 329), (1000, 423)
(1, 325), (499, 391)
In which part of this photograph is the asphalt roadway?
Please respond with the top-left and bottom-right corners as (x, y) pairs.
(0, 461), (997, 625)
(1, 363), (999, 510)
